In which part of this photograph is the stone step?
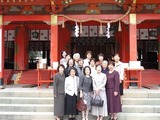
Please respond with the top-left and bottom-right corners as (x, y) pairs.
(123, 89), (160, 98)
(0, 97), (53, 104)
(0, 104), (53, 112)
(122, 105), (160, 113)
(0, 112), (159, 120)
(118, 113), (160, 120)
(0, 104), (160, 113)
(122, 98), (160, 105)
(1, 103), (160, 113)
(0, 90), (53, 97)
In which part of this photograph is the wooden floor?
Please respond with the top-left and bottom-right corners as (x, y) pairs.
(4, 69), (160, 88)
(142, 69), (160, 85)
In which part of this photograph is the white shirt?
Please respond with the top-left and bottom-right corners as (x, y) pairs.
(92, 73), (107, 91)
(115, 61), (124, 81)
(60, 58), (67, 68)
(90, 65), (97, 77)
(65, 76), (79, 96)
(83, 59), (90, 67)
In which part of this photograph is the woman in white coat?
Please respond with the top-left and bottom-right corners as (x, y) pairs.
(65, 67), (79, 120)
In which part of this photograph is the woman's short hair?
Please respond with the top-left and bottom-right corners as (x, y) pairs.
(95, 64), (102, 69)
(114, 53), (120, 57)
(108, 61), (115, 66)
(57, 64), (65, 72)
(66, 58), (75, 67)
(89, 58), (96, 64)
(73, 53), (80, 59)
(85, 51), (92, 57)
(97, 53), (104, 58)
(68, 67), (77, 74)
(83, 66), (91, 75)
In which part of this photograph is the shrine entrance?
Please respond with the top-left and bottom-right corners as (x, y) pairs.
(71, 37), (115, 60)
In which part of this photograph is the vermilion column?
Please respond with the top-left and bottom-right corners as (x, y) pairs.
(158, 27), (160, 70)
(50, 15), (59, 66)
(129, 14), (137, 61)
(0, 15), (4, 87)
(14, 26), (29, 70)
(121, 23), (129, 62)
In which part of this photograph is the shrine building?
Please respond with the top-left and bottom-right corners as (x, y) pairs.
(0, 0), (160, 86)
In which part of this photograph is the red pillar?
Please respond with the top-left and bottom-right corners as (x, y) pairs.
(129, 14), (137, 61)
(14, 26), (29, 70)
(158, 27), (160, 70)
(58, 26), (71, 59)
(0, 15), (4, 87)
(50, 15), (59, 66)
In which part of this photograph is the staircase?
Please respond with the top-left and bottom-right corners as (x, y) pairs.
(0, 87), (159, 120)
(0, 87), (54, 120)
(119, 89), (160, 120)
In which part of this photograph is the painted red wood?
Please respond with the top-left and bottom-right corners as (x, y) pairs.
(4, 24), (50, 30)
(142, 69), (160, 85)
(4, 15), (50, 22)
(37, 69), (55, 89)
(50, 25), (59, 65)
(0, 24), (4, 84)
(124, 69), (143, 89)
(14, 26), (29, 70)
(4, 69), (13, 85)
(129, 24), (137, 61)
(137, 14), (160, 21)
(0, 0), (50, 5)
(58, 26), (71, 59)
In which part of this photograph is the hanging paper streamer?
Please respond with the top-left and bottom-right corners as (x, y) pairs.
(106, 22), (110, 38)
(62, 17), (65, 28)
(80, 22), (83, 34)
(75, 22), (79, 37)
(118, 21), (122, 32)
(99, 23), (103, 34)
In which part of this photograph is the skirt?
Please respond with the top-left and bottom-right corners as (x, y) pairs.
(92, 90), (108, 117)
(65, 94), (78, 115)
(107, 88), (122, 113)
(54, 93), (65, 116)
(120, 81), (124, 95)
(83, 92), (92, 110)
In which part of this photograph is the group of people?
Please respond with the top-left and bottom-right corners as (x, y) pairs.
(53, 51), (124, 120)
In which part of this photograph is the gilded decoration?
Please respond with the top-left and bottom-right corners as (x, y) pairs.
(129, 14), (136, 25)
(0, 15), (3, 25)
(51, 15), (58, 25)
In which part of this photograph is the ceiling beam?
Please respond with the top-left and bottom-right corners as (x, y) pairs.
(137, 0), (160, 4)
(4, 15), (50, 22)
(0, 0), (50, 6)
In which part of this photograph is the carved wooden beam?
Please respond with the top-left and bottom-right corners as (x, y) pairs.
(154, 4), (160, 13)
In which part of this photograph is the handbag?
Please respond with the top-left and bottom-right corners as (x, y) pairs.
(76, 98), (87, 111)
(91, 94), (104, 107)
